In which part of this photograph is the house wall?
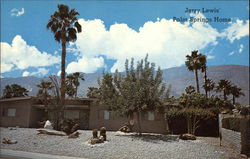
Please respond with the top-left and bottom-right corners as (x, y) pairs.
(89, 103), (167, 134)
(0, 99), (32, 127)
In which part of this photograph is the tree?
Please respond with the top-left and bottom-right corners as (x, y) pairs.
(200, 54), (208, 98)
(230, 85), (245, 105)
(3, 84), (29, 98)
(66, 74), (76, 97)
(98, 55), (166, 135)
(185, 50), (203, 93)
(37, 80), (54, 114)
(87, 87), (100, 98)
(202, 79), (215, 98)
(216, 79), (232, 101)
(72, 72), (84, 98)
(47, 4), (82, 120)
(167, 93), (224, 135)
(185, 85), (195, 94)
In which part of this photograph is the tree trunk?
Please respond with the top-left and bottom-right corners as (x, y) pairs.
(60, 39), (66, 123)
(75, 86), (78, 98)
(204, 68), (208, 98)
(233, 95), (235, 105)
(187, 117), (192, 134)
(223, 90), (227, 101)
(136, 111), (142, 135)
(194, 69), (200, 93)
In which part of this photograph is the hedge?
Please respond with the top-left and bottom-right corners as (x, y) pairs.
(222, 117), (241, 132)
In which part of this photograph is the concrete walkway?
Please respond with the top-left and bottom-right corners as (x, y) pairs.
(0, 149), (86, 159)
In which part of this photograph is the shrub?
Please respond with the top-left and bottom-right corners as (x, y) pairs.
(240, 106), (250, 115)
(222, 117), (241, 132)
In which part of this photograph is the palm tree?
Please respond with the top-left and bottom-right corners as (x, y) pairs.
(47, 4), (81, 118)
(37, 80), (54, 114)
(66, 74), (76, 97)
(230, 85), (245, 105)
(200, 54), (208, 97)
(185, 50), (203, 93)
(202, 79), (215, 98)
(185, 85), (195, 94)
(72, 72), (84, 98)
(216, 79), (232, 101)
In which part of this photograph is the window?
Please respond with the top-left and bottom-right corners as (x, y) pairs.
(2, 108), (16, 117)
(64, 110), (80, 119)
(141, 111), (155, 121)
(104, 110), (110, 120)
(148, 112), (155, 121)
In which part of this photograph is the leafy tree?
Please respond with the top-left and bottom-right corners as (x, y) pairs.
(87, 87), (100, 98)
(166, 93), (232, 135)
(185, 85), (195, 94)
(98, 55), (166, 135)
(3, 84), (29, 98)
(202, 79), (215, 98)
(230, 85), (245, 105)
(47, 4), (82, 119)
(185, 50), (204, 93)
(37, 80), (54, 114)
(216, 79), (232, 101)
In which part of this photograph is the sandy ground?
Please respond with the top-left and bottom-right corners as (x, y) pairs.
(0, 127), (240, 159)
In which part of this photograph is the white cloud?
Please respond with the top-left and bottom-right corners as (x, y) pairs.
(22, 68), (49, 77)
(228, 51), (235, 56)
(22, 71), (30, 77)
(207, 55), (215, 59)
(11, 8), (25, 17)
(239, 44), (244, 53)
(1, 35), (60, 73)
(70, 13), (220, 72)
(66, 57), (104, 74)
(222, 19), (249, 43)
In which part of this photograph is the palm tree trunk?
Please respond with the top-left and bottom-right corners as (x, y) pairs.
(204, 68), (208, 98)
(60, 39), (66, 122)
(194, 69), (200, 93)
(136, 111), (142, 136)
(233, 95), (235, 105)
(223, 90), (227, 101)
(75, 86), (78, 98)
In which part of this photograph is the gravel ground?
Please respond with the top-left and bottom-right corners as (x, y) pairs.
(0, 127), (239, 159)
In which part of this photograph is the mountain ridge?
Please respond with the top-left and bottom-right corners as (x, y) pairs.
(1, 65), (249, 105)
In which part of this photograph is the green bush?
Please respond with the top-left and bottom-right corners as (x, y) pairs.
(222, 117), (241, 132)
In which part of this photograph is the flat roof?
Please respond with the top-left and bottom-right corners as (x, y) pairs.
(0, 96), (33, 102)
(0, 97), (98, 103)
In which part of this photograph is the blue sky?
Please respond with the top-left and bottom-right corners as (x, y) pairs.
(1, 0), (249, 78)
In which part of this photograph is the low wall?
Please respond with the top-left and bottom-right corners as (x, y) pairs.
(219, 114), (250, 156)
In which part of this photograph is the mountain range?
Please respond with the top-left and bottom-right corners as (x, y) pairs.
(1, 65), (249, 105)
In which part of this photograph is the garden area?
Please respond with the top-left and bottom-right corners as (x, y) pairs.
(0, 127), (240, 159)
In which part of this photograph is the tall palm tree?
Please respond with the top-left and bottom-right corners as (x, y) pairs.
(72, 72), (84, 98)
(185, 50), (203, 93)
(216, 79), (232, 101)
(202, 79), (215, 98)
(200, 54), (208, 97)
(230, 85), (245, 105)
(37, 80), (54, 113)
(47, 4), (81, 118)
